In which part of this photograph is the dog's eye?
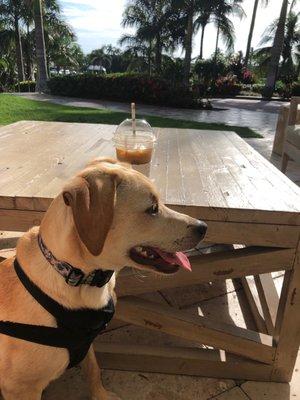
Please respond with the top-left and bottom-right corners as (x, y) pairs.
(146, 203), (159, 216)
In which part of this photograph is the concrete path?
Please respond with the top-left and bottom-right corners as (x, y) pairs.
(15, 93), (281, 137)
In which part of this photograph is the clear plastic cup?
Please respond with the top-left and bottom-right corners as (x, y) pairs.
(113, 119), (156, 165)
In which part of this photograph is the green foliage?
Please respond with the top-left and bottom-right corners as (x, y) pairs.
(14, 80), (36, 92)
(0, 93), (261, 138)
(292, 81), (300, 96)
(194, 54), (229, 82)
(48, 73), (206, 108)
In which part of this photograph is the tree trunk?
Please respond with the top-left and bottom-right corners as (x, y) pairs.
(25, 23), (32, 80)
(214, 23), (220, 60)
(199, 23), (206, 59)
(148, 40), (152, 76)
(155, 35), (162, 74)
(183, 0), (194, 86)
(14, 16), (25, 82)
(244, 0), (259, 68)
(263, 0), (288, 99)
(33, 0), (48, 92)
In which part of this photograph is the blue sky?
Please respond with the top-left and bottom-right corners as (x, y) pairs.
(60, 0), (298, 57)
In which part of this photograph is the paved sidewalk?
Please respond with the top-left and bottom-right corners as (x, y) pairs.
(15, 93), (280, 137)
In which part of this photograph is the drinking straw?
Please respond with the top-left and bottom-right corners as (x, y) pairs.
(131, 102), (136, 136)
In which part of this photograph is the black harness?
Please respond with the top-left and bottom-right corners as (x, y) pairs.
(0, 259), (115, 368)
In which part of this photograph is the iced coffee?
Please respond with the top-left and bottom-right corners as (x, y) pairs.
(114, 117), (156, 165)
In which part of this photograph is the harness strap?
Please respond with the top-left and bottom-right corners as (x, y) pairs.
(0, 260), (115, 368)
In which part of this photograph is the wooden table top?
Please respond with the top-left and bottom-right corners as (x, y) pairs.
(0, 120), (299, 226)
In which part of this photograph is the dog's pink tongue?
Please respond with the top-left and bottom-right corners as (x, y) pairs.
(154, 249), (192, 271)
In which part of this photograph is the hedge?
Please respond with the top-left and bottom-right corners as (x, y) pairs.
(292, 81), (300, 96)
(47, 73), (211, 109)
(14, 81), (36, 92)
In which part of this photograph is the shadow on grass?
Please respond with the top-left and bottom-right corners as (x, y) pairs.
(0, 94), (262, 139)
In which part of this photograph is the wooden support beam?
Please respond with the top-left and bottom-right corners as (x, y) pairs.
(203, 221), (299, 248)
(116, 247), (294, 297)
(240, 276), (268, 334)
(116, 296), (275, 364)
(0, 209), (44, 232)
(94, 343), (273, 382)
(271, 240), (300, 382)
(254, 274), (279, 335)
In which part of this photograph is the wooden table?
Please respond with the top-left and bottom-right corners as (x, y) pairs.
(0, 120), (300, 383)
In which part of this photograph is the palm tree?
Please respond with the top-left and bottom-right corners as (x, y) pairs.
(121, 0), (179, 74)
(244, 0), (269, 68)
(86, 47), (112, 71)
(212, 0), (245, 60)
(255, 9), (300, 81)
(119, 34), (153, 74)
(32, 0), (48, 91)
(0, 0), (25, 81)
(263, 0), (289, 98)
(183, 0), (194, 85)
(194, 0), (215, 59)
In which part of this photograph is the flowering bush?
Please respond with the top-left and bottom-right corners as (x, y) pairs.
(242, 69), (256, 84)
(210, 75), (242, 97)
(48, 73), (207, 108)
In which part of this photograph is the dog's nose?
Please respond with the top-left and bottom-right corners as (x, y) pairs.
(193, 220), (207, 239)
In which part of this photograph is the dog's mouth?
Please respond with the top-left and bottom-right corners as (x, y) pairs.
(129, 246), (192, 274)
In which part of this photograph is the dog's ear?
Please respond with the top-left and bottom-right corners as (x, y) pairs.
(62, 174), (116, 256)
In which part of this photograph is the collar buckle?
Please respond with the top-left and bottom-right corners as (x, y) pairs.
(65, 266), (85, 286)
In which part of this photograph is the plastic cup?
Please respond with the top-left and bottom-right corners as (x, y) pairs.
(113, 119), (156, 165)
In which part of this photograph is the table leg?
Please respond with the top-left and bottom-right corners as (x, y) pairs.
(271, 239), (300, 382)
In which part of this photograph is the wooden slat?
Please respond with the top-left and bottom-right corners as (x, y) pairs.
(116, 247), (295, 297)
(116, 296), (275, 364)
(240, 276), (268, 334)
(203, 220), (299, 248)
(94, 343), (273, 381)
(1, 122), (300, 227)
(254, 274), (279, 335)
(0, 209), (45, 231)
(271, 240), (300, 382)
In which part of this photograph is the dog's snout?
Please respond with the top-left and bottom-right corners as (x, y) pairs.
(192, 220), (207, 239)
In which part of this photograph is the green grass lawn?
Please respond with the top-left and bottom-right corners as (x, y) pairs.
(0, 94), (262, 138)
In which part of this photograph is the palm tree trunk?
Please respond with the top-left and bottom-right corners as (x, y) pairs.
(244, 0), (259, 68)
(263, 0), (288, 99)
(25, 23), (32, 80)
(148, 40), (152, 76)
(214, 23), (220, 60)
(155, 35), (162, 74)
(199, 23), (206, 59)
(183, 0), (194, 86)
(14, 16), (25, 82)
(33, 0), (48, 92)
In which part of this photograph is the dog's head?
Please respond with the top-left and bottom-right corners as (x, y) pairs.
(60, 158), (207, 275)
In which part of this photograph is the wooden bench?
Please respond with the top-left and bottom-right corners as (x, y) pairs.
(281, 97), (300, 173)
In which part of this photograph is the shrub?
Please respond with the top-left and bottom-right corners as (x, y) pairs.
(210, 75), (242, 97)
(48, 73), (206, 109)
(252, 83), (265, 94)
(194, 55), (229, 82)
(241, 69), (256, 84)
(292, 81), (300, 96)
(14, 81), (36, 92)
